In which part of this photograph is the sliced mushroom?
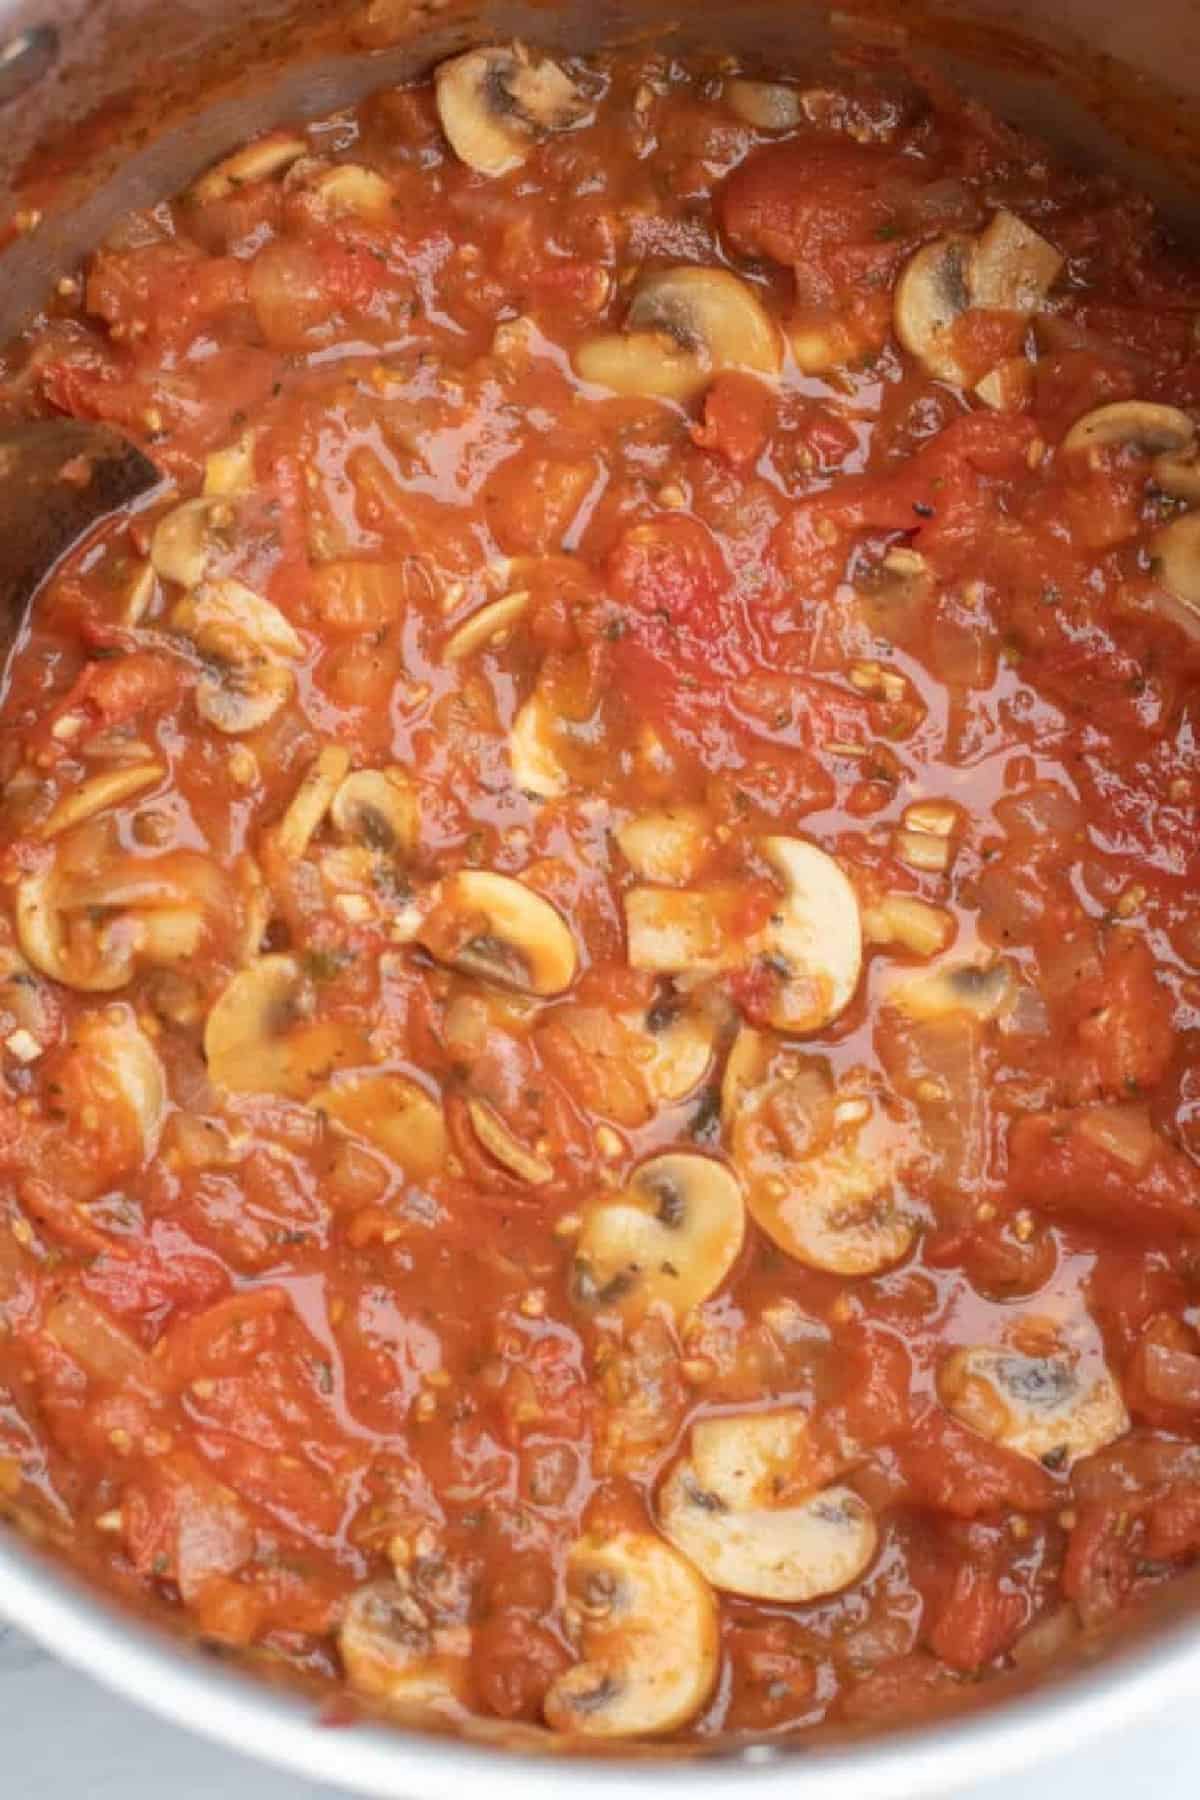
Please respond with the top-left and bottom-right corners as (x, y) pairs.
(191, 131), (307, 205)
(659, 1411), (877, 1602)
(1151, 510), (1200, 611)
(40, 763), (163, 840)
(63, 1006), (166, 1160)
(150, 497), (232, 589)
(419, 871), (578, 996)
(732, 1050), (915, 1276)
(893, 234), (975, 384)
(724, 78), (802, 129)
(331, 768), (419, 856)
(575, 267), (782, 401)
(631, 997), (719, 1105)
(1152, 448), (1200, 504)
(204, 954), (365, 1097)
(753, 836), (862, 1032)
(615, 806), (711, 886)
(171, 579), (304, 662)
(314, 1073), (446, 1179)
(197, 661), (294, 735)
(340, 1580), (471, 1716)
(17, 850), (231, 993)
(1062, 400), (1195, 458)
(544, 1529), (718, 1738)
(443, 590), (529, 661)
(896, 211), (1061, 383)
(509, 692), (569, 799)
(308, 163), (396, 221)
(938, 1346), (1129, 1467)
(434, 44), (590, 178)
(969, 210), (1063, 313)
(889, 957), (1016, 1024)
(465, 1095), (553, 1185)
(572, 1151), (744, 1321)
(273, 747), (352, 861)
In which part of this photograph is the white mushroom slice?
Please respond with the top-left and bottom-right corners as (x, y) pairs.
(659, 1411), (877, 1602)
(204, 955), (364, 1097)
(720, 1024), (770, 1127)
(420, 871), (578, 996)
(1063, 400), (1195, 458)
(753, 836), (862, 1033)
(40, 763), (162, 840)
(16, 852), (229, 994)
(938, 1346), (1129, 1467)
(572, 1151), (744, 1320)
(893, 234), (975, 384)
(1152, 447), (1200, 504)
(1151, 511), (1200, 611)
(575, 267), (782, 401)
(465, 1095), (553, 1185)
(191, 131), (308, 204)
(444, 590), (529, 661)
(732, 1056), (914, 1276)
(544, 1529), (718, 1738)
(274, 747), (352, 861)
(896, 211), (1061, 383)
(309, 163), (396, 221)
(968, 210), (1063, 313)
(203, 431), (257, 498)
(724, 78), (802, 129)
(150, 498), (231, 589)
(615, 806), (711, 885)
(171, 579), (305, 662)
(633, 999), (718, 1105)
(509, 692), (568, 799)
(66, 1006), (166, 1159)
(340, 1580), (470, 1716)
(313, 1073), (446, 1179)
(889, 958), (1016, 1023)
(434, 44), (590, 178)
(331, 768), (419, 856)
(197, 660), (294, 735)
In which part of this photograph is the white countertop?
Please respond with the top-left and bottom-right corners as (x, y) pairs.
(1, 1618), (1195, 1800)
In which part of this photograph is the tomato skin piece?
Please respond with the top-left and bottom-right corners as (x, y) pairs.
(606, 512), (732, 653)
(897, 1409), (1061, 1517)
(928, 1562), (1026, 1673)
(691, 372), (774, 469)
(1008, 1111), (1200, 1239)
(1062, 1501), (1138, 1627)
(474, 1611), (570, 1720)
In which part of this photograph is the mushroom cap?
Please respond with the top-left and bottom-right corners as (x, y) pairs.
(576, 266), (781, 400)
(754, 836), (863, 1032)
(734, 1059), (915, 1276)
(190, 130), (307, 205)
(151, 497), (230, 589)
(444, 590), (530, 662)
(938, 1346), (1129, 1466)
(1151, 510), (1200, 611)
(572, 1150), (744, 1320)
(544, 1529), (719, 1738)
(660, 1410), (877, 1602)
(893, 234), (975, 384)
(172, 579), (305, 662)
(204, 954), (365, 1097)
(509, 692), (569, 798)
(421, 870), (578, 996)
(340, 1580), (471, 1715)
(888, 957), (1016, 1024)
(1063, 399), (1195, 457)
(314, 1072), (447, 1179)
(435, 45), (589, 178)
(330, 768), (419, 856)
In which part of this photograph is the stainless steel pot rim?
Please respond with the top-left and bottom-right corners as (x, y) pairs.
(1, 1526), (1197, 1798)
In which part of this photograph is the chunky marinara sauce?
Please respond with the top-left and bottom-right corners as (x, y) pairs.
(0, 38), (1199, 1745)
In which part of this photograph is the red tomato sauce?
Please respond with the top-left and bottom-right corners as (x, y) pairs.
(0, 39), (1199, 1745)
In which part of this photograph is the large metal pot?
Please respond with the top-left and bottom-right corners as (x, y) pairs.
(0, 1), (1198, 1791)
